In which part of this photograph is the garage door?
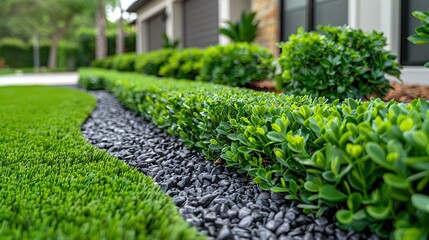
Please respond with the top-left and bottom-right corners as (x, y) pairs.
(148, 11), (165, 51)
(184, 0), (219, 48)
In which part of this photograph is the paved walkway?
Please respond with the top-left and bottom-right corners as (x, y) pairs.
(0, 72), (78, 87)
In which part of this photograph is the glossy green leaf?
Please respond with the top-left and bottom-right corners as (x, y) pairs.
(319, 184), (347, 202)
(366, 142), (393, 170)
(383, 173), (410, 189)
(366, 205), (391, 220)
(411, 194), (429, 213)
(336, 210), (354, 224)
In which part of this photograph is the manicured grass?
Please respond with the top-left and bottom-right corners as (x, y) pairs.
(0, 68), (68, 76)
(0, 86), (203, 239)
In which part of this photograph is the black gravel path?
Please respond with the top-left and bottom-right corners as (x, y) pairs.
(81, 91), (380, 240)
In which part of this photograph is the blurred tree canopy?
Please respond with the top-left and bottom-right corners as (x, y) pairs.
(0, 0), (132, 69)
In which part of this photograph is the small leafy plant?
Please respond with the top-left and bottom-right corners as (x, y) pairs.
(408, 11), (429, 67)
(197, 43), (273, 86)
(219, 11), (259, 43)
(276, 26), (402, 101)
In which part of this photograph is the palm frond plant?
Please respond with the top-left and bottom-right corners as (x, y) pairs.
(219, 11), (259, 43)
(162, 32), (179, 49)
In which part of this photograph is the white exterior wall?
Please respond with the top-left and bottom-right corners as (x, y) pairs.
(218, 0), (252, 45)
(349, 0), (429, 85)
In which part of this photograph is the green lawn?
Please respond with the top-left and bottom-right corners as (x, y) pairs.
(0, 68), (68, 76)
(0, 86), (203, 239)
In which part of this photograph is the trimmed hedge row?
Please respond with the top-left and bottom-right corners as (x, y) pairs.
(92, 43), (274, 87)
(0, 86), (203, 239)
(0, 38), (77, 69)
(79, 68), (429, 240)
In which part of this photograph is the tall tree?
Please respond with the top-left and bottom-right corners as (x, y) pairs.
(116, 0), (125, 55)
(96, 0), (107, 59)
(3, 0), (94, 68)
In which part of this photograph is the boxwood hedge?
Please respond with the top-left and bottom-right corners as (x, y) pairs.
(80, 68), (429, 239)
(0, 86), (204, 239)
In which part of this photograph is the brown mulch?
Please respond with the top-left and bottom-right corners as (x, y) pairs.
(248, 80), (429, 103)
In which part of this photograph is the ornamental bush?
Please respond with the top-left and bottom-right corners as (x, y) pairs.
(134, 48), (177, 76)
(112, 53), (137, 72)
(159, 48), (204, 80)
(91, 55), (116, 69)
(79, 68), (429, 239)
(197, 43), (274, 87)
(276, 26), (402, 101)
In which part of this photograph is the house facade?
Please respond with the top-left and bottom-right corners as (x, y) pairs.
(127, 0), (429, 84)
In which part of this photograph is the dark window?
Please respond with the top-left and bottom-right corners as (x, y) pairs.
(280, 0), (348, 41)
(401, 0), (429, 65)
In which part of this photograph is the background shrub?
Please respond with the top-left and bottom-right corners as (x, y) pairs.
(111, 53), (137, 72)
(0, 38), (33, 68)
(197, 43), (274, 87)
(159, 48), (204, 80)
(276, 26), (402, 101)
(0, 38), (77, 69)
(134, 49), (177, 76)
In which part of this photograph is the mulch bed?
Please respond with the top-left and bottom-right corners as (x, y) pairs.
(248, 80), (429, 102)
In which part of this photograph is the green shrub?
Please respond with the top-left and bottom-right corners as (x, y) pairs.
(80, 68), (429, 239)
(0, 38), (32, 68)
(197, 43), (273, 87)
(0, 85), (204, 239)
(134, 49), (177, 76)
(408, 11), (429, 67)
(112, 53), (137, 72)
(91, 55), (116, 69)
(159, 48), (204, 80)
(0, 38), (77, 69)
(276, 26), (402, 101)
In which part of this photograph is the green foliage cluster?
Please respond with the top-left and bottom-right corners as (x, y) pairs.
(91, 53), (137, 72)
(408, 11), (429, 68)
(159, 48), (204, 80)
(134, 49), (176, 76)
(80, 68), (429, 239)
(112, 53), (137, 72)
(0, 38), (77, 69)
(0, 85), (203, 239)
(93, 43), (273, 86)
(197, 43), (273, 86)
(276, 26), (402, 101)
(219, 11), (259, 43)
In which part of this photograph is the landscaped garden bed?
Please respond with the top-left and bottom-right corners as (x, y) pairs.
(82, 90), (379, 240)
(78, 68), (429, 240)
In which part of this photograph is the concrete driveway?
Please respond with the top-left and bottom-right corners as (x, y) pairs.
(0, 72), (78, 87)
